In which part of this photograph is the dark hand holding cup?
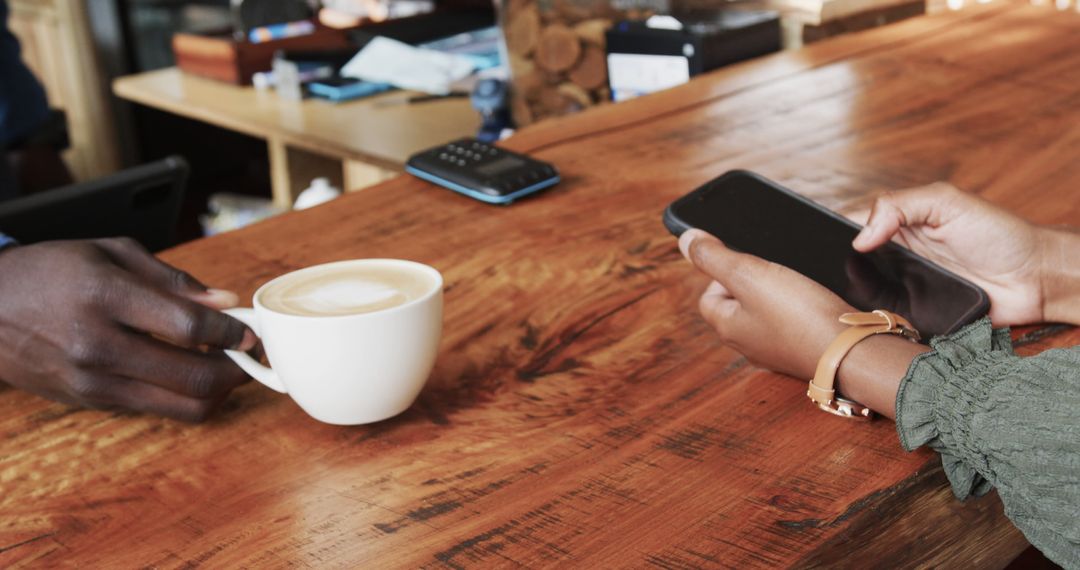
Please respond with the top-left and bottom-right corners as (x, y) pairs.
(0, 238), (256, 422)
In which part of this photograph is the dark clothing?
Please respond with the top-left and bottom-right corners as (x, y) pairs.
(1, 0), (50, 200)
(0, 0), (49, 148)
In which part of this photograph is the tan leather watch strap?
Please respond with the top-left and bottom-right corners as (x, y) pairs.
(808, 310), (920, 419)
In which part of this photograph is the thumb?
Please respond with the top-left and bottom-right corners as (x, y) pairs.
(679, 229), (759, 297)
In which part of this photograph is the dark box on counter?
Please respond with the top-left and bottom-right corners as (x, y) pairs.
(605, 11), (781, 101)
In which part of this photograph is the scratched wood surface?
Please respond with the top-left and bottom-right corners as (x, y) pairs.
(3, 3), (1079, 567)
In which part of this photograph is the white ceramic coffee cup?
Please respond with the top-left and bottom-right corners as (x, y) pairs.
(223, 259), (443, 425)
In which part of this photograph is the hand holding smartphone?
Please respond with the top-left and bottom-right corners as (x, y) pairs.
(664, 170), (989, 339)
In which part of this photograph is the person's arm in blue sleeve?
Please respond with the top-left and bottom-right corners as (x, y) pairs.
(0, 232), (17, 250)
(0, 0), (73, 200)
(0, 0), (50, 149)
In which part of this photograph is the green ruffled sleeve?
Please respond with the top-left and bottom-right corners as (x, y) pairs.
(895, 317), (1080, 569)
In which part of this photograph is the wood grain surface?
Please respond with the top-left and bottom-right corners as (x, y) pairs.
(4, 3), (1079, 567)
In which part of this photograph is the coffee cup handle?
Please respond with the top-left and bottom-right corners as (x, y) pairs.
(222, 308), (288, 394)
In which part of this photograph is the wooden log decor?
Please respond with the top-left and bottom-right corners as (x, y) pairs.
(536, 24), (582, 72)
(569, 45), (608, 90)
(557, 81), (592, 107)
(574, 18), (612, 46)
(501, 1), (647, 126)
(506, 4), (541, 56)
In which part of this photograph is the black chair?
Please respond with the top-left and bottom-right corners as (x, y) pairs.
(0, 156), (189, 252)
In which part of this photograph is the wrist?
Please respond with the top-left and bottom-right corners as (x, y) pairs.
(1039, 228), (1080, 325)
(835, 334), (929, 420)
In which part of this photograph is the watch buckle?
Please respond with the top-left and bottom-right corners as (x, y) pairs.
(817, 397), (874, 420)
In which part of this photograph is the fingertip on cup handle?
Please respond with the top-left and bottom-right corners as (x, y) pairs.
(222, 307), (288, 394)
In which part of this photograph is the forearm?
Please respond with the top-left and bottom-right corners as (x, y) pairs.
(1040, 227), (1080, 325)
(835, 334), (929, 420)
(888, 320), (1080, 567)
(829, 317), (1080, 567)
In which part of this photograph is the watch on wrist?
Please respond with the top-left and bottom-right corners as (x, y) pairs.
(808, 310), (921, 419)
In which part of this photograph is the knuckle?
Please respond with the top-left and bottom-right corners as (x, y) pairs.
(109, 236), (143, 252)
(67, 336), (112, 368)
(935, 182), (967, 207)
(719, 300), (740, 321)
(180, 400), (216, 424)
(699, 297), (735, 338)
(102, 236), (149, 260)
(178, 309), (210, 345)
(929, 181), (958, 194)
(82, 267), (125, 308)
(169, 268), (200, 292)
(876, 190), (898, 208)
(185, 366), (224, 399)
(66, 373), (108, 401)
(178, 307), (241, 348)
(698, 292), (715, 318)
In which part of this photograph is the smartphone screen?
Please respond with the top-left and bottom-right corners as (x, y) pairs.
(664, 170), (989, 338)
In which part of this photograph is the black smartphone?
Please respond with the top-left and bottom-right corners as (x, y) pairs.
(663, 170), (989, 339)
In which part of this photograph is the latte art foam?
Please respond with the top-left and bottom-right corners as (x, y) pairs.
(259, 264), (434, 317)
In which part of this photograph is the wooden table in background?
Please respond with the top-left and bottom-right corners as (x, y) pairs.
(113, 68), (481, 209)
(764, 0), (927, 48)
(6, 3), (1079, 567)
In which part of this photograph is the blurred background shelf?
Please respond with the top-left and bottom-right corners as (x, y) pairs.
(113, 67), (481, 208)
(762, 0), (927, 47)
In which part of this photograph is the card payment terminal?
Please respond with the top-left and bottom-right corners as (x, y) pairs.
(406, 138), (560, 205)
